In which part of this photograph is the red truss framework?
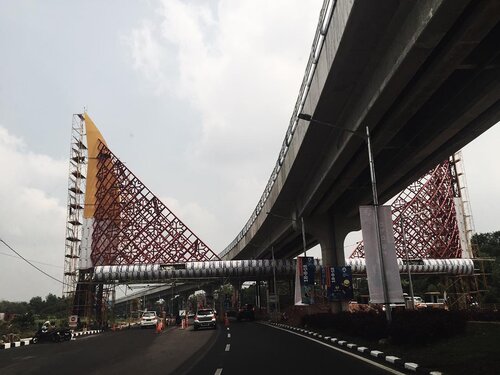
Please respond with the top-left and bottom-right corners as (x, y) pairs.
(92, 141), (220, 265)
(350, 157), (463, 259)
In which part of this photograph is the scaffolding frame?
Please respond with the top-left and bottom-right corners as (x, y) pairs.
(63, 114), (88, 297)
(351, 155), (464, 259)
(91, 141), (220, 265)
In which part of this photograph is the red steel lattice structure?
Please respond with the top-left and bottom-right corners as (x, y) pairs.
(350, 156), (465, 259)
(92, 141), (220, 265)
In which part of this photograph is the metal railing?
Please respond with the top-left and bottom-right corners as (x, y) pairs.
(220, 0), (337, 258)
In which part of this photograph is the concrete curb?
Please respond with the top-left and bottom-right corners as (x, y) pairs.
(268, 322), (443, 375)
(71, 329), (103, 338)
(0, 339), (32, 350)
(0, 329), (103, 350)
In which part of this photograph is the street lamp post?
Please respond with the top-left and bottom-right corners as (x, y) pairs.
(297, 113), (393, 322)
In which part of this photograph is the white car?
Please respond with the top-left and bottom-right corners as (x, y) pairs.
(193, 308), (217, 330)
(140, 311), (158, 329)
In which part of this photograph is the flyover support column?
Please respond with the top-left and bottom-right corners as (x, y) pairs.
(306, 213), (359, 312)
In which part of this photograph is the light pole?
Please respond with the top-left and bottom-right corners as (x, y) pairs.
(297, 113), (393, 322)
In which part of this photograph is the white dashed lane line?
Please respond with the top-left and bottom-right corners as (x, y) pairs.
(214, 368), (223, 375)
(225, 344), (231, 352)
(227, 333), (231, 338)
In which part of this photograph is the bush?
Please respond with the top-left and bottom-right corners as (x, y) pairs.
(461, 309), (500, 322)
(301, 311), (387, 340)
(389, 309), (466, 345)
(301, 309), (468, 345)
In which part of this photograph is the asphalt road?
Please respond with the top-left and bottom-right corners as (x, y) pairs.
(0, 324), (218, 375)
(0, 322), (406, 375)
(186, 321), (404, 375)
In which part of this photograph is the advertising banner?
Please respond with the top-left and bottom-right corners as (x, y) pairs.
(297, 256), (315, 305)
(360, 205), (404, 304)
(327, 266), (353, 301)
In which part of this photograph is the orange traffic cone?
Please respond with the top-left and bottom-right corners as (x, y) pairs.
(156, 320), (162, 334)
(181, 318), (185, 330)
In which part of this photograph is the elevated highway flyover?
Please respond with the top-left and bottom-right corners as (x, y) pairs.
(220, 0), (500, 265)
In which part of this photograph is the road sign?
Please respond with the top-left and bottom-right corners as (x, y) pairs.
(69, 315), (78, 328)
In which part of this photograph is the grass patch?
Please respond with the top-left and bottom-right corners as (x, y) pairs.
(316, 322), (500, 374)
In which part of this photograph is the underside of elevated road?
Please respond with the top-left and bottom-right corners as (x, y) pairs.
(223, 0), (500, 262)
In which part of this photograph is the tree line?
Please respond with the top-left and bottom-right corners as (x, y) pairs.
(0, 293), (70, 319)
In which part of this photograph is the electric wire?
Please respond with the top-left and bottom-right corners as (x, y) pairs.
(0, 237), (68, 286)
(0, 251), (63, 268)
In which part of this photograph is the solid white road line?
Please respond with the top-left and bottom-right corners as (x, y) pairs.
(225, 344), (231, 352)
(267, 324), (406, 375)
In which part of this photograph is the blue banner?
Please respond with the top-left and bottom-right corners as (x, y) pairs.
(327, 266), (353, 301)
(298, 256), (315, 304)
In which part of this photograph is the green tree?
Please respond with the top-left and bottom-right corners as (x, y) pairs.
(473, 231), (500, 303)
(0, 300), (29, 315)
(29, 296), (44, 315)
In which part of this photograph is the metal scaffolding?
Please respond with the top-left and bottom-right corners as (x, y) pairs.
(91, 141), (220, 265)
(350, 154), (469, 259)
(63, 114), (88, 298)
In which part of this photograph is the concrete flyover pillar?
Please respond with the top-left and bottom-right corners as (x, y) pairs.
(305, 212), (359, 312)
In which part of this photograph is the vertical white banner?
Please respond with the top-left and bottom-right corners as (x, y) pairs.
(79, 218), (94, 269)
(360, 205), (404, 304)
(294, 258), (304, 305)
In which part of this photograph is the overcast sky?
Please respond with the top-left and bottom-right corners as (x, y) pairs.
(1, 1), (498, 302)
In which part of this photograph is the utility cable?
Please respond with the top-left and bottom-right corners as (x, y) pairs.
(0, 251), (63, 268)
(0, 237), (68, 286)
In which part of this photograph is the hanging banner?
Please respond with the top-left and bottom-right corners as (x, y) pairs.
(327, 266), (354, 301)
(360, 205), (404, 304)
(295, 256), (315, 305)
(321, 266), (327, 289)
(294, 258), (303, 305)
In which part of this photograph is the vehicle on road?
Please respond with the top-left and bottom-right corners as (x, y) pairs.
(237, 304), (255, 321)
(403, 295), (427, 308)
(32, 327), (72, 344)
(140, 311), (158, 329)
(193, 308), (216, 330)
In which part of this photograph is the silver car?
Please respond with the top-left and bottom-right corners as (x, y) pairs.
(140, 311), (158, 329)
(193, 308), (216, 330)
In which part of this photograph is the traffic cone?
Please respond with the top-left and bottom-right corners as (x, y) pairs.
(181, 318), (185, 330)
(156, 320), (162, 334)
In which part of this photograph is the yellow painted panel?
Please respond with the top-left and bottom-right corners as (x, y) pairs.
(83, 113), (108, 219)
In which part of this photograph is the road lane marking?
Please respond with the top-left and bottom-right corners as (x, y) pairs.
(266, 324), (405, 375)
(226, 327), (229, 330)
(225, 344), (230, 351)
(214, 368), (223, 375)
(227, 333), (231, 338)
